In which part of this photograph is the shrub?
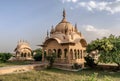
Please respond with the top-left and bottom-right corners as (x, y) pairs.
(33, 48), (42, 61)
(0, 53), (12, 62)
(84, 55), (97, 68)
(46, 53), (56, 68)
(33, 53), (42, 61)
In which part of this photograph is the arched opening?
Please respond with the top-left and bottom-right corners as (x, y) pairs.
(80, 50), (82, 59)
(53, 49), (56, 54)
(70, 49), (73, 59)
(57, 49), (62, 58)
(24, 53), (26, 57)
(64, 48), (68, 58)
(21, 53), (24, 57)
(74, 49), (77, 59)
(48, 49), (52, 55)
(78, 50), (79, 59)
(28, 53), (30, 57)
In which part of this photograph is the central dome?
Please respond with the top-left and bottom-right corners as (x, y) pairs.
(55, 22), (74, 32)
(55, 10), (74, 32)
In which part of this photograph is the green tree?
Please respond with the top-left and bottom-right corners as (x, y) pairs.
(87, 34), (120, 70)
(0, 53), (12, 62)
(33, 48), (42, 61)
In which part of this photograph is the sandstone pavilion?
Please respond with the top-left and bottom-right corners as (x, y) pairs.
(40, 10), (87, 69)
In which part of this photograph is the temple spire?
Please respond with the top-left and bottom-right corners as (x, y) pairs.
(47, 30), (49, 37)
(61, 9), (67, 23)
(75, 23), (78, 32)
(75, 23), (77, 29)
(63, 9), (66, 18)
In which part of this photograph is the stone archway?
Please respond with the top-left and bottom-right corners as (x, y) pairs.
(28, 53), (31, 57)
(21, 53), (24, 57)
(77, 50), (79, 59)
(57, 49), (62, 58)
(48, 49), (52, 55)
(64, 48), (68, 58)
(53, 49), (56, 54)
(74, 49), (77, 59)
(70, 49), (73, 59)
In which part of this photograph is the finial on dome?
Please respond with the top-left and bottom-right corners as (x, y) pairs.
(47, 30), (49, 37)
(75, 23), (77, 28)
(61, 9), (67, 23)
(75, 23), (78, 32)
(50, 25), (55, 34)
(63, 9), (66, 18)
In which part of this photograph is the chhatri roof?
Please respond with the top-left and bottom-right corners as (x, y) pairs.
(42, 10), (87, 46)
(14, 40), (32, 52)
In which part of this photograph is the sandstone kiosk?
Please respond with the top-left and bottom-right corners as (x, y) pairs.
(40, 10), (87, 69)
(14, 40), (33, 60)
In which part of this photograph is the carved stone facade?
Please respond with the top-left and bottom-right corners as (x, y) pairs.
(14, 40), (33, 60)
(41, 10), (87, 67)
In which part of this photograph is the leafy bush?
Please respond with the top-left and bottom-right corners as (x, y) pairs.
(86, 34), (120, 70)
(84, 55), (97, 68)
(0, 53), (12, 62)
(46, 53), (56, 68)
(33, 48), (42, 61)
(33, 53), (42, 61)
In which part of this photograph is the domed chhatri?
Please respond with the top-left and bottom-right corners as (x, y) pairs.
(14, 40), (33, 60)
(41, 10), (87, 68)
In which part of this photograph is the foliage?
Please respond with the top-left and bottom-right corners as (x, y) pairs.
(33, 53), (42, 61)
(33, 48), (42, 61)
(46, 53), (56, 68)
(87, 34), (120, 69)
(0, 53), (12, 63)
(84, 55), (97, 68)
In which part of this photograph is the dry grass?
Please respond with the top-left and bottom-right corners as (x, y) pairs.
(0, 68), (120, 81)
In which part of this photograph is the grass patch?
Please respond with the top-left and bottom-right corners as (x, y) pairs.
(0, 61), (32, 67)
(0, 68), (119, 81)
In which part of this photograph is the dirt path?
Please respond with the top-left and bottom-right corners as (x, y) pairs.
(0, 64), (45, 75)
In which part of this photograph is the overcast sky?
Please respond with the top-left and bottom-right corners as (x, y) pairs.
(0, 0), (120, 52)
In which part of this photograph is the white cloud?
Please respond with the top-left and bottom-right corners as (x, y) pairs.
(62, 0), (78, 3)
(78, 1), (120, 14)
(83, 25), (110, 36)
(61, 0), (120, 14)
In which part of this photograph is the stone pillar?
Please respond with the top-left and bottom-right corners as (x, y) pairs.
(68, 50), (70, 64)
(61, 49), (64, 59)
(42, 48), (44, 62)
